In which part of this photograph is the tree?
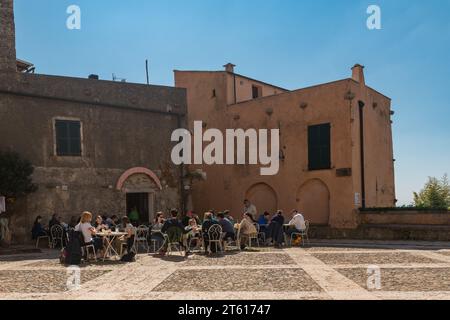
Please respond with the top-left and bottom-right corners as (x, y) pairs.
(0, 150), (37, 204)
(413, 174), (450, 209)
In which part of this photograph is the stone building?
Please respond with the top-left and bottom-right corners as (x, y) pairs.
(0, 0), (187, 242)
(175, 63), (396, 229)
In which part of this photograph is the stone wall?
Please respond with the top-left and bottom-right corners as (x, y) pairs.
(310, 225), (450, 242)
(0, 0), (16, 73)
(10, 167), (181, 243)
(360, 209), (450, 226)
(309, 209), (450, 241)
(0, 61), (187, 243)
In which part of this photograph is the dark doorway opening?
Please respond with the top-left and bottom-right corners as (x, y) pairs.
(126, 193), (149, 226)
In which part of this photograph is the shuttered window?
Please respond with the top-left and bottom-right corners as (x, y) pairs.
(308, 123), (331, 170)
(55, 120), (81, 156)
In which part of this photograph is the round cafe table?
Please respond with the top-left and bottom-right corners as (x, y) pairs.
(96, 231), (128, 261)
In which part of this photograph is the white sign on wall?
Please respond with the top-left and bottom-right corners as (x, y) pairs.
(354, 193), (361, 206)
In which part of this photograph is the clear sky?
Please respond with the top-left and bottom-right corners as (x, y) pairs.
(13, 0), (450, 205)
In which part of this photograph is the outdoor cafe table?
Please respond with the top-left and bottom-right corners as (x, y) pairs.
(96, 231), (128, 261)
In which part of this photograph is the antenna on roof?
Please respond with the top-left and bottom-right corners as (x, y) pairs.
(112, 73), (126, 82)
(145, 59), (150, 85)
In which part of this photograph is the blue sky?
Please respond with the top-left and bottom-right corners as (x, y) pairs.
(14, 0), (450, 205)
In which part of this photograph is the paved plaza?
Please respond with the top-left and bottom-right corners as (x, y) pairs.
(0, 241), (449, 300)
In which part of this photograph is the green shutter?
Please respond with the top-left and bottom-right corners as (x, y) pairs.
(55, 120), (81, 156)
(308, 123), (331, 170)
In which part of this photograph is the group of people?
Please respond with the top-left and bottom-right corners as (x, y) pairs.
(31, 198), (307, 260)
(150, 199), (307, 256)
(32, 212), (137, 259)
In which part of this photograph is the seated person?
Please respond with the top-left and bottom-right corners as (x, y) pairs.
(286, 210), (306, 237)
(151, 212), (166, 251)
(106, 215), (119, 229)
(257, 211), (271, 233)
(182, 210), (200, 227)
(185, 217), (201, 249)
(201, 212), (221, 253)
(48, 213), (60, 231)
(224, 210), (235, 225)
(217, 212), (235, 241)
(265, 210), (285, 248)
(75, 211), (104, 257)
(158, 209), (189, 256)
(31, 216), (47, 240)
(258, 211), (270, 226)
(94, 215), (109, 232)
(68, 216), (78, 229)
(236, 213), (257, 250)
(188, 217), (201, 235)
(115, 216), (135, 255)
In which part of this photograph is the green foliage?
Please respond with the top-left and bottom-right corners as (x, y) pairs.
(413, 174), (450, 209)
(0, 151), (37, 199)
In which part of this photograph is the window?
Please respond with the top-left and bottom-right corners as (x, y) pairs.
(252, 85), (262, 99)
(55, 119), (82, 156)
(308, 123), (331, 170)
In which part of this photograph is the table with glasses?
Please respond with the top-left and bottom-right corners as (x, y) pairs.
(96, 231), (128, 261)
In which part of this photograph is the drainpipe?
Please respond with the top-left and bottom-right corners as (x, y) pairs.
(358, 100), (366, 209)
(233, 73), (237, 105)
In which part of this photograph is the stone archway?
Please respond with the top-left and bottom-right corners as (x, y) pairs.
(297, 179), (330, 225)
(116, 167), (162, 224)
(245, 183), (278, 215)
(116, 167), (162, 191)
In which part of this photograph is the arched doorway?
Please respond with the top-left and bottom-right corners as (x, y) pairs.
(116, 167), (162, 225)
(297, 179), (330, 225)
(245, 183), (278, 216)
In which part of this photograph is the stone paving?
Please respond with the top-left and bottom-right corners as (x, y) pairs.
(0, 242), (449, 300)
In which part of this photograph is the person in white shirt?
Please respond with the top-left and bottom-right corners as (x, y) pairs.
(243, 199), (257, 221)
(75, 211), (104, 256)
(286, 210), (306, 238)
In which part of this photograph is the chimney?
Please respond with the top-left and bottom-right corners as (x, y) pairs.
(223, 63), (236, 73)
(0, 0), (17, 73)
(351, 64), (365, 85)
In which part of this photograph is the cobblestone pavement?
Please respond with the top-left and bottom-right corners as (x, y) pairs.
(0, 242), (449, 300)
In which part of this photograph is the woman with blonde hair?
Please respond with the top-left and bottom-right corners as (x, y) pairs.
(75, 211), (104, 257)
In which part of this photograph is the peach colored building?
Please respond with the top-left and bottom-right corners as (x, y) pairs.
(175, 63), (396, 228)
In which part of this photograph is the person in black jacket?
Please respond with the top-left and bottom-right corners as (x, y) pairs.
(31, 216), (47, 240)
(265, 210), (285, 248)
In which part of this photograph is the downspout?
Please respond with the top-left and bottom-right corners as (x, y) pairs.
(233, 73), (237, 105)
(358, 100), (366, 209)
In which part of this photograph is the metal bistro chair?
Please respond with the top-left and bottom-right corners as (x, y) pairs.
(35, 234), (51, 249)
(164, 226), (184, 256)
(248, 223), (260, 248)
(289, 220), (310, 247)
(224, 223), (241, 251)
(188, 231), (203, 253)
(206, 224), (224, 255)
(150, 230), (165, 253)
(82, 243), (97, 262)
(255, 223), (266, 245)
(135, 226), (150, 253)
(50, 225), (64, 249)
